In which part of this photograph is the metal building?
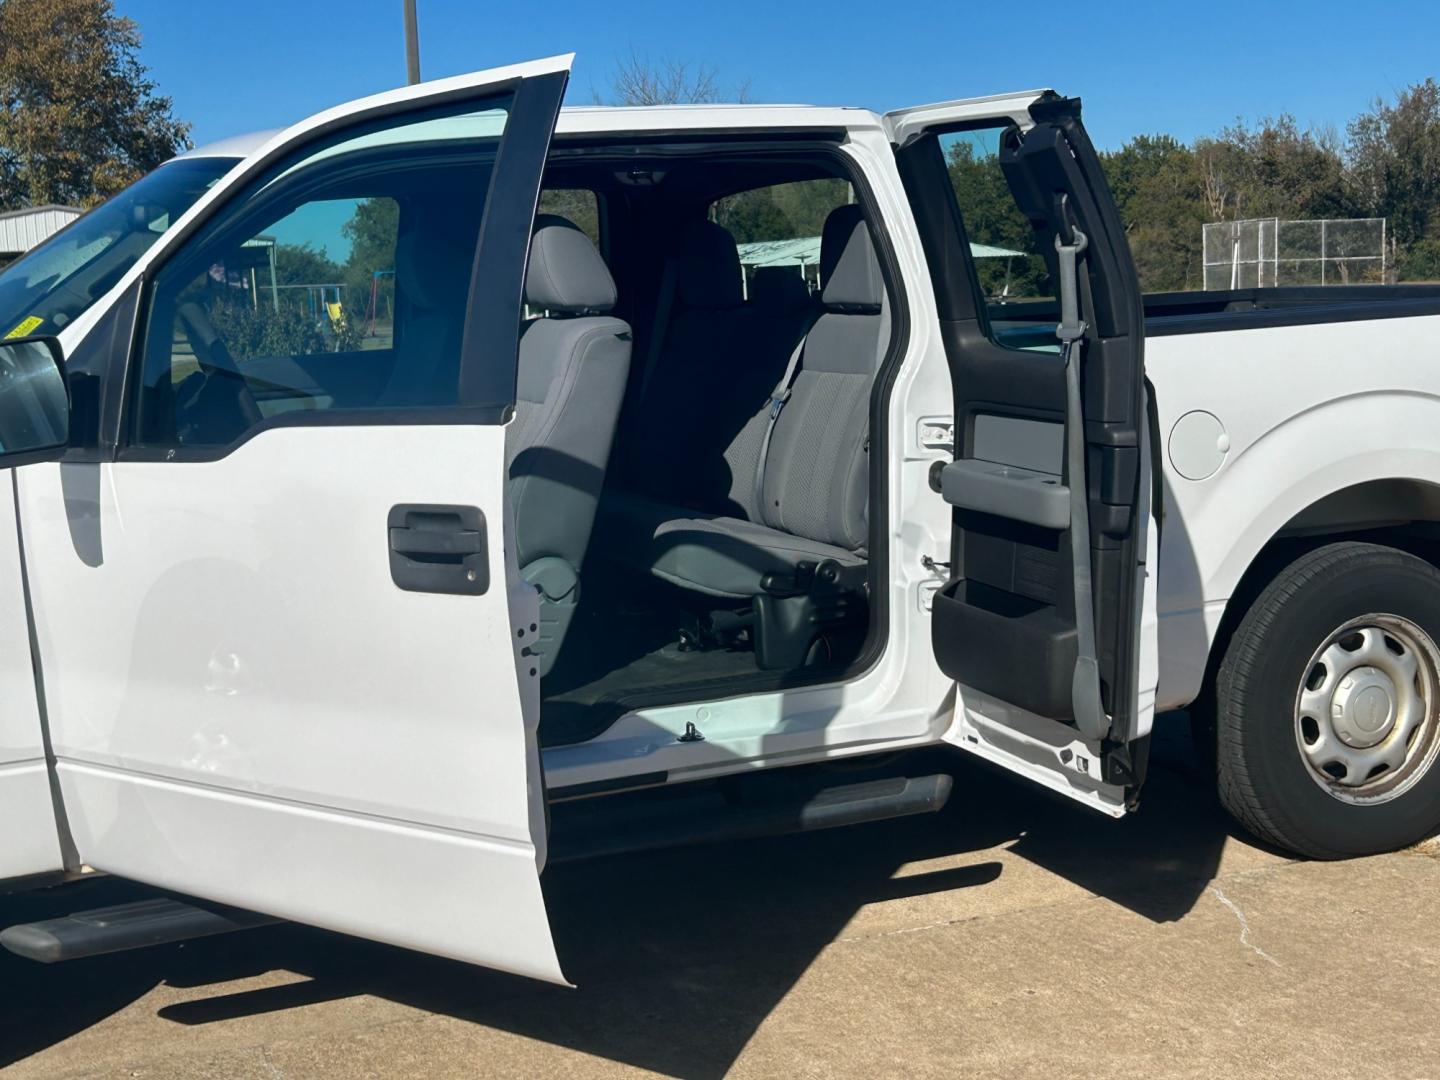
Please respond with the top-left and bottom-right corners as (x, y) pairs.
(0, 205), (83, 267)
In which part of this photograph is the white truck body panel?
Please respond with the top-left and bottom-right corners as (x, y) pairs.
(2, 66), (1438, 980)
(1147, 312), (1440, 707)
(0, 477), (64, 881)
(7, 53), (574, 984)
(19, 428), (562, 981)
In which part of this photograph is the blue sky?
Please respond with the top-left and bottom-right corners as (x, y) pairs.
(118, 0), (1440, 152)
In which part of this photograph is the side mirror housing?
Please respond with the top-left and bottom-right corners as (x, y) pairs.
(0, 336), (69, 462)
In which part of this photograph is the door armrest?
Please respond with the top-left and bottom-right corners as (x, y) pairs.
(939, 459), (1069, 530)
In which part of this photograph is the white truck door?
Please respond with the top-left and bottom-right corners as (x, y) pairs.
(16, 57), (574, 982)
(0, 341), (73, 880)
(887, 93), (1160, 817)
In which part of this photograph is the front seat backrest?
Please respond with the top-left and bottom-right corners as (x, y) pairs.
(757, 204), (887, 552)
(507, 214), (631, 673)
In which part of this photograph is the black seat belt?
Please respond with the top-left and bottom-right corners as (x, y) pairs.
(1055, 226), (1110, 741)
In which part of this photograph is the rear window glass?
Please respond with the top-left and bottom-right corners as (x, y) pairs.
(538, 188), (601, 248)
(711, 179), (852, 294)
(940, 128), (1054, 304)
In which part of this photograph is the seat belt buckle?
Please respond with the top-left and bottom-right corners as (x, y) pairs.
(768, 389), (791, 418)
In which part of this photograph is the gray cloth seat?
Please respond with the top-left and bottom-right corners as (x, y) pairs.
(604, 204), (886, 600)
(605, 490), (865, 599)
(748, 265), (817, 322)
(507, 214), (631, 672)
(615, 219), (767, 506)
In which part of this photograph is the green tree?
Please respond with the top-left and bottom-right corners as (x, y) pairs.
(945, 135), (1051, 298)
(1102, 134), (1206, 291)
(1346, 79), (1440, 278)
(1195, 115), (1350, 223)
(0, 0), (190, 210)
(272, 242), (343, 287)
(537, 188), (599, 244)
(341, 197), (398, 324)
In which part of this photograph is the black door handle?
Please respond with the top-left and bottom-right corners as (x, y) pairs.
(387, 504), (488, 595)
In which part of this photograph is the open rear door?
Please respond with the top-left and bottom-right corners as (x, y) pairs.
(888, 93), (1159, 816)
(17, 56), (573, 981)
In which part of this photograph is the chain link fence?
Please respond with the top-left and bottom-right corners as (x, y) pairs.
(1202, 217), (1386, 290)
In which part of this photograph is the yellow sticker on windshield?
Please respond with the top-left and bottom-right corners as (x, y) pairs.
(4, 316), (43, 339)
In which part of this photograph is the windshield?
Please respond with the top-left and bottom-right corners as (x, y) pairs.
(0, 156), (238, 340)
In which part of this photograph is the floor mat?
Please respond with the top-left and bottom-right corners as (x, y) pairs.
(536, 564), (859, 748)
(541, 641), (760, 748)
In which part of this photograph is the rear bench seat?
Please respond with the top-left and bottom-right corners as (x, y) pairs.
(603, 205), (888, 667)
(613, 219), (797, 509)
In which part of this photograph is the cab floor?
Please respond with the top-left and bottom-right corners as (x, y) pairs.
(540, 639), (760, 748)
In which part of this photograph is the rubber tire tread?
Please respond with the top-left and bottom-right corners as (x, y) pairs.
(1215, 541), (1440, 859)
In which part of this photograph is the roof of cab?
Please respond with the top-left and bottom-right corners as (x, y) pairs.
(176, 102), (883, 162)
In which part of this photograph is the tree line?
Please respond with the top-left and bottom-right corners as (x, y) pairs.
(3, 6), (1440, 297)
(906, 83), (1440, 296)
(1096, 80), (1440, 290)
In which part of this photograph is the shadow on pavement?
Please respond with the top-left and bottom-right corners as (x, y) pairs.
(0, 717), (1243, 1078)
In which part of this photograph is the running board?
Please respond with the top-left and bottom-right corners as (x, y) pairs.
(1, 897), (280, 963)
(549, 773), (953, 863)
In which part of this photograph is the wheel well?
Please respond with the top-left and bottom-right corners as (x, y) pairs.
(1198, 478), (1440, 712)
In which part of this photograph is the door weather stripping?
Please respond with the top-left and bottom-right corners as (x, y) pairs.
(1055, 226), (1109, 741)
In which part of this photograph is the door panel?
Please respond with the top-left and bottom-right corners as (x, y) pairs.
(19, 56), (572, 981)
(890, 94), (1158, 813)
(22, 428), (558, 977)
(0, 477), (66, 880)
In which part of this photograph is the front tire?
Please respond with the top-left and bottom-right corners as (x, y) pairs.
(1215, 542), (1440, 858)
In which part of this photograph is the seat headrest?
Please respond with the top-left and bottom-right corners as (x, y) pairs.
(819, 205), (883, 314)
(748, 266), (814, 315)
(676, 219), (744, 309)
(526, 214), (617, 314)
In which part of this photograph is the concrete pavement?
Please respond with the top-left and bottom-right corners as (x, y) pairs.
(4, 720), (1439, 1079)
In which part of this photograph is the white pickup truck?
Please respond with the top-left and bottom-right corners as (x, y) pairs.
(3, 54), (1440, 984)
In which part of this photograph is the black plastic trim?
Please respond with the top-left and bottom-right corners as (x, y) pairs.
(1145, 291), (1440, 336)
(895, 107), (1151, 774)
(459, 71), (567, 408)
(56, 279), (140, 464)
(932, 578), (1076, 718)
(387, 503), (489, 595)
(547, 771), (669, 802)
(116, 404), (512, 462)
(1, 896), (278, 963)
(547, 773), (952, 863)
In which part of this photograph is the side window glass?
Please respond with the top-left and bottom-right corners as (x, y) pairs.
(712, 178), (852, 295)
(132, 100), (510, 449)
(939, 129), (1058, 350)
(537, 188), (600, 248)
(189, 196), (397, 365)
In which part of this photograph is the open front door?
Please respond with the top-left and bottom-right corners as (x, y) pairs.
(888, 93), (1159, 816)
(18, 57), (573, 981)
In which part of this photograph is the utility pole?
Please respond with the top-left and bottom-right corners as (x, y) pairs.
(403, 0), (421, 85)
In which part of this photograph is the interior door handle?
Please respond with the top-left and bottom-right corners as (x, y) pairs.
(387, 504), (488, 595)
